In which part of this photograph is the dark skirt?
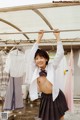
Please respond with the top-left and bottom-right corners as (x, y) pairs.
(38, 90), (68, 120)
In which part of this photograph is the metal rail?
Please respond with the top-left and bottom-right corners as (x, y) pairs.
(0, 29), (80, 35)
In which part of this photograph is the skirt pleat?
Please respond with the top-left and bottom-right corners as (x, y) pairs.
(38, 90), (68, 120)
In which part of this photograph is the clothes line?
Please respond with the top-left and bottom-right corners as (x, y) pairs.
(0, 29), (80, 35)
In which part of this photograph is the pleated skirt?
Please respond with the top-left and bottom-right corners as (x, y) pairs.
(38, 90), (68, 120)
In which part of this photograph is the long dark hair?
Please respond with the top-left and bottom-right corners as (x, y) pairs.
(34, 49), (49, 65)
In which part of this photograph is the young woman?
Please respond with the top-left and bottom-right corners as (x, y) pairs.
(26, 30), (68, 120)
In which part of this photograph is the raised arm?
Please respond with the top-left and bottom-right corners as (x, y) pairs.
(52, 30), (64, 69)
(30, 30), (44, 59)
(54, 30), (60, 42)
(25, 30), (44, 84)
(36, 30), (44, 43)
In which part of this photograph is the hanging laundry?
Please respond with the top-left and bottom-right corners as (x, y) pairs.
(64, 49), (74, 112)
(0, 50), (9, 98)
(4, 49), (26, 77)
(56, 55), (68, 92)
(77, 50), (80, 67)
(3, 49), (26, 110)
(0, 51), (9, 83)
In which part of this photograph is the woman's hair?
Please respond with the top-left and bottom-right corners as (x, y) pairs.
(34, 49), (49, 65)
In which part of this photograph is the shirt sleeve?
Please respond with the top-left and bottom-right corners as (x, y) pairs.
(30, 43), (38, 60)
(25, 43), (38, 84)
(52, 41), (64, 69)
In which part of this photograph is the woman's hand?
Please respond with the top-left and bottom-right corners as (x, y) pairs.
(53, 29), (60, 42)
(36, 30), (44, 43)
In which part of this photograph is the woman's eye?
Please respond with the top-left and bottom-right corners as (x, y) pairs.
(35, 58), (38, 60)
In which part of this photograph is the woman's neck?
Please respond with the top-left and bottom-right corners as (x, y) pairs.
(40, 65), (46, 70)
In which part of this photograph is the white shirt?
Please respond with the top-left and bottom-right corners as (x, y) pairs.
(4, 49), (26, 77)
(25, 41), (64, 101)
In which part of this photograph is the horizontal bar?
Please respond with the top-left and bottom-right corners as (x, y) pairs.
(0, 29), (80, 35)
(1, 41), (80, 47)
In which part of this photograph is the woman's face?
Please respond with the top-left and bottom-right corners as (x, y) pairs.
(35, 55), (47, 69)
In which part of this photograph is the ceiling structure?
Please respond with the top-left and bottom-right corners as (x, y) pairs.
(0, 1), (80, 50)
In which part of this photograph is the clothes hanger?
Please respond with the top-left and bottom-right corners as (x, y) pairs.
(10, 46), (19, 55)
(10, 40), (22, 52)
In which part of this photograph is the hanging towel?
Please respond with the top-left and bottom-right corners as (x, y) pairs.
(64, 49), (74, 112)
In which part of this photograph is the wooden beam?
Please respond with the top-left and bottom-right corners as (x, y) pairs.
(0, 38), (80, 44)
(1, 39), (80, 48)
(0, 2), (80, 12)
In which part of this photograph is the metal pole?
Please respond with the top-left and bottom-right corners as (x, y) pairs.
(0, 29), (80, 35)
